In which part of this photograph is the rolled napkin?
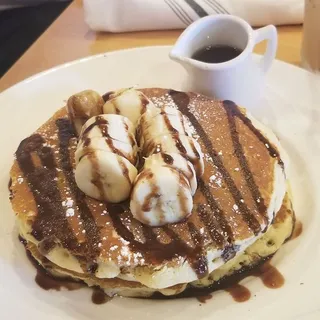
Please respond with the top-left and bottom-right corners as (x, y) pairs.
(83, 0), (304, 33)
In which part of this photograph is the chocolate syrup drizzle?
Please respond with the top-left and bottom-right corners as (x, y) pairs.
(8, 178), (13, 200)
(150, 255), (284, 301)
(102, 91), (114, 102)
(197, 179), (232, 245)
(16, 135), (79, 252)
(168, 90), (283, 235)
(161, 153), (174, 165)
(170, 92), (258, 234)
(225, 103), (267, 223)
(56, 119), (101, 269)
(19, 234), (284, 304)
(15, 89), (284, 283)
(82, 115), (135, 149)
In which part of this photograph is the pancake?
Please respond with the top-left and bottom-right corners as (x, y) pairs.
(21, 191), (294, 297)
(9, 88), (294, 297)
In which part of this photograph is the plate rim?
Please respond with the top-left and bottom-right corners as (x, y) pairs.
(0, 44), (318, 320)
(0, 45), (310, 97)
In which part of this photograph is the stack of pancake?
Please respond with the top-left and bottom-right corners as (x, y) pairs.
(9, 88), (294, 297)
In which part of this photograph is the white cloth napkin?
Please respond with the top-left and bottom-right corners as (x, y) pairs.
(83, 0), (304, 33)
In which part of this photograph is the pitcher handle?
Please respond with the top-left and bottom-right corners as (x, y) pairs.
(253, 25), (278, 73)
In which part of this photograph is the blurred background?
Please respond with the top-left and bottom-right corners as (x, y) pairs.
(1, 0), (312, 88)
(0, 0), (71, 77)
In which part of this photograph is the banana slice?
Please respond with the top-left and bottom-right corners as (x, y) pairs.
(138, 105), (173, 129)
(144, 153), (197, 195)
(136, 107), (161, 143)
(138, 107), (193, 147)
(130, 165), (193, 226)
(139, 106), (186, 127)
(67, 90), (104, 136)
(80, 114), (136, 147)
(75, 136), (138, 165)
(142, 134), (204, 176)
(75, 150), (137, 203)
(103, 88), (156, 125)
(72, 88), (204, 211)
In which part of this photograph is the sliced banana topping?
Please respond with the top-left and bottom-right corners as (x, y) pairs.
(75, 136), (138, 166)
(80, 114), (135, 140)
(144, 153), (197, 195)
(67, 90), (104, 136)
(142, 133), (204, 177)
(103, 88), (156, 125)
(75, 113), (138, 203)
(130, 166), (193, 227)
(130, 91), (204, 226)
(138, 106), (193, 147)
(71, 88), (204, 218)
(75, 151), (137, 203)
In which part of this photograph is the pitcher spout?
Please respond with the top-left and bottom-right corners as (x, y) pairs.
(169, 18), (205, 68)
(169, 41), (193, 68)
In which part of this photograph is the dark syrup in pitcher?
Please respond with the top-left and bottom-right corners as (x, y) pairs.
(192, 45), (242, 63)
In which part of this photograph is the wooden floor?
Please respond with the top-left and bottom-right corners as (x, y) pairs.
(0, 1), (71, 77)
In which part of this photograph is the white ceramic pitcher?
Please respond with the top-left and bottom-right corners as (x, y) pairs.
(169, 15), (277, 107)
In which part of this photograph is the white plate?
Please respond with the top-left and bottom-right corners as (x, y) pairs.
(0, 46), (319, 320)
